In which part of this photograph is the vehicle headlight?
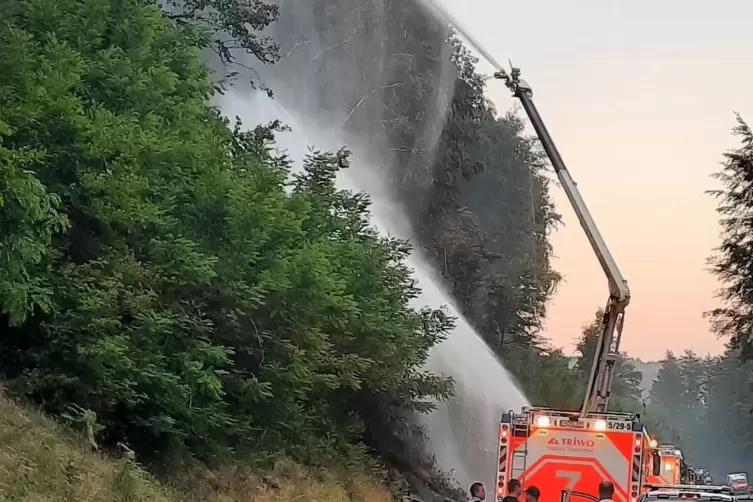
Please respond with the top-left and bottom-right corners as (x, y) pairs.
(536, 416), (550, 427)
(594, 419), (607, 431)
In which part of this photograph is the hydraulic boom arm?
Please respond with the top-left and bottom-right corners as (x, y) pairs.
(493, 66), (630, 415)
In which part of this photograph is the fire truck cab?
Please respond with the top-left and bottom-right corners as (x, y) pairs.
(655, 445), (688, 485)
(495, 407), (650, 502)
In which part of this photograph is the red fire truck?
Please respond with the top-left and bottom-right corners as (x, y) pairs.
(496, 408), (656, 502)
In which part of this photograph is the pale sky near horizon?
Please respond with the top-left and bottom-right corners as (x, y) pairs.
(435, 0), (753, 360)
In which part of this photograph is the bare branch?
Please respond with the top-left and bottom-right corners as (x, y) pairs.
(284, 40), (312, 58)
(313, 31), (362, 61)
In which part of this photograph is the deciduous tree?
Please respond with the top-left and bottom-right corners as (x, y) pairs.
(0, 0), (452, 466)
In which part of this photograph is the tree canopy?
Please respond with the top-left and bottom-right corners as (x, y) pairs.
(0, 0), (455, 467)
(157, 0), (280, 90)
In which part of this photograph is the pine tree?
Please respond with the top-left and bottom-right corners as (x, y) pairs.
(650, 351), (685, 411)
(707, 115), (753, 360)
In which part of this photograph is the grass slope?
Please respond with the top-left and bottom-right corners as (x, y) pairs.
(0, 389), (392, 501)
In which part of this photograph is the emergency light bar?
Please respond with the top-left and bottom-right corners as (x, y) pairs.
(643, 485), (732, 494)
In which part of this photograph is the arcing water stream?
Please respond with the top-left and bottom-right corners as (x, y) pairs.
(216, 0), (531, 491)
(217, 85), (529, 494)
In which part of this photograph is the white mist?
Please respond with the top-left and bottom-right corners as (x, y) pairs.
(217, 89), (529, 491)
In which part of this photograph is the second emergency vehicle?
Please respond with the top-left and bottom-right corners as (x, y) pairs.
(654, 445), (688, 485)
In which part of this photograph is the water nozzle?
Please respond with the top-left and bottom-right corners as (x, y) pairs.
(493, 63), (527, 95)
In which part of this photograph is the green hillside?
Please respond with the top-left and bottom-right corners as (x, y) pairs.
(0, 389), (393, 501)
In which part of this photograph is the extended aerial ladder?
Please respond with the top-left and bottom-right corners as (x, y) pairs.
(493, 66), (631, 415)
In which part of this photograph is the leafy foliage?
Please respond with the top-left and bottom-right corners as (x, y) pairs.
(157, 0), (280, 88)
(0, 0), (452, 467)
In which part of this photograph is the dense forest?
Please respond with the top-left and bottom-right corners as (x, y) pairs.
(2, 0), (752, 498)
(642, 348), (753, 479)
